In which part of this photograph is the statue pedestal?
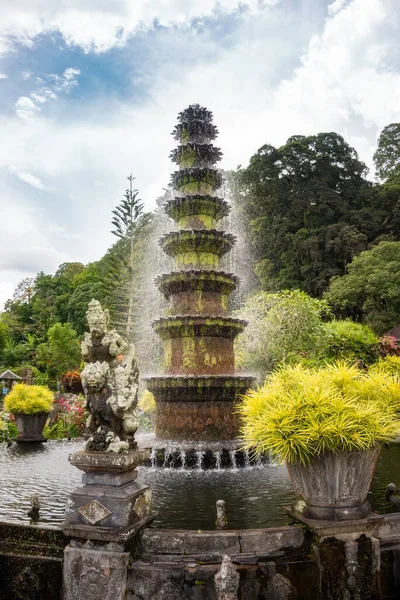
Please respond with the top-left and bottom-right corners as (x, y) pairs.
(63, 449), (154, 542)
(63, 449), (155, 599)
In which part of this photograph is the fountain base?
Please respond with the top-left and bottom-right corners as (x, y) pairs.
(138, 433), (269, 470)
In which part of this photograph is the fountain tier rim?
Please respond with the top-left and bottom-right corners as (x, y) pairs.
(159, 229), (236, 257)
(155, 270), (239, 298)
(165, 195), (230, 222)
(151, 315), (247, 339)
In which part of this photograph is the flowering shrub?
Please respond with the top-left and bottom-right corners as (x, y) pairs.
(379, 336), (400, 358)
(0, 411), (18, 441)
(61, 371), (83, 394)
(44, 394), (87, 439)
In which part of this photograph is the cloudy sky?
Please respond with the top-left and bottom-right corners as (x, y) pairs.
(0, 0), (399, 308)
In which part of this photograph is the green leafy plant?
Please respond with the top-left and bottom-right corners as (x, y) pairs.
(370, 356), (400, 378)
(234, 290), (331, 380)
(239, 362), (400, 465)
(323, 320), (379, 364)
(4, 383), (54, 415)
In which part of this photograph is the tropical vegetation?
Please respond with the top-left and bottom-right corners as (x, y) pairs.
(239, 362), (400, 465)
(4, 384), (54, 415)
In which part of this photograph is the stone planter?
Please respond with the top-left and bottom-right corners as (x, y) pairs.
(14, 412), (49, 442)
(286, 448), (380, 521)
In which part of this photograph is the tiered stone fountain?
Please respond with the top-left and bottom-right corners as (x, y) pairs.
(145, 105), (255, 461)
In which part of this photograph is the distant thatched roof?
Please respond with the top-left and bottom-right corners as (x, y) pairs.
(0, 369), (22, 381)
(385, 324), (400, 341)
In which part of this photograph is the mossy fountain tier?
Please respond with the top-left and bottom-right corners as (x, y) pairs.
(146, 105), (254, 442)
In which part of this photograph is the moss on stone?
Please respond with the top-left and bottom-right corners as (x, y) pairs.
(182, 338), (197, 370)
(163, 339), (172, 370)
(175, 252), (220, 270)
(178, 214), (216, 229)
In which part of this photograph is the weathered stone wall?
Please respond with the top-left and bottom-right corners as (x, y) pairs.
(2, 519), (400, 599)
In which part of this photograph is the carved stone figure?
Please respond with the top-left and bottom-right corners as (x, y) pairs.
(216, 499), (227, 530)
(80, 300), (139, 452)
(261, 562), (297, 600)
(214, 555), (240, 600)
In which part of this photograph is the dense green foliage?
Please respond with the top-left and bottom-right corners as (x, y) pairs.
(235, 290), (381, 380)
(231, 129), (400, 299)
(373, 123), (400, 182)
(325, 241), (400, 334)
(4, 383), (54, 414)
(323, 320), (379, 364)
(235, 290), (330, 378)
(239, 363), (400, 465)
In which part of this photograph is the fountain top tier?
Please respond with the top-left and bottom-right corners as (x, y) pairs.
(146, 105), (255, 442)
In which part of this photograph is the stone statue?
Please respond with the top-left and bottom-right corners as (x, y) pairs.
(216, 499), (227, 530)
(214, 555), (240, 600)
(80, 299), (139, 453)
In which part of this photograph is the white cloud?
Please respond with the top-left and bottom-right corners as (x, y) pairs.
(0, 0), (279, 54)
(0, 73), (8, 79)
(16, 172), (47, 190)
(15, 96), (40, 119)
(30, 88), (57, 104)
(63, 67), (80, 80)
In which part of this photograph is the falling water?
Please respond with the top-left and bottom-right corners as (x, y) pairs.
(229, 450), (237, 470)
(150, 448), (157, 469)
(215, 451), (222, 470)
(244, 450), (250, 468)
(163, 448), (171, 468)
(196, 450), (205, 470)
(179, 449), (186, 470)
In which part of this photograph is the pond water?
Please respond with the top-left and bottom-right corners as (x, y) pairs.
(0, 440), (399, 530)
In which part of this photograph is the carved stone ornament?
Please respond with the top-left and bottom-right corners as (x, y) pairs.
(80, 299), (139, 452)
(79, 569), (109, 598)
(12, 567), (41, 600)
(63, 544), (130, 600)
(78, 499), (112, 525)
(133, 489), (152, 519)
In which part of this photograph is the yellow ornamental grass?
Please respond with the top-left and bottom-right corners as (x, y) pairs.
(4, 383), (54, 415)
(239, 362), (400, 466)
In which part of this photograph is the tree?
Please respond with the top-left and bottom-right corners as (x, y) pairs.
(0, 322), (10, 361)
(234, 289), (331, 380)
(110, 175), (149, 337)
(324, 241), (400, 335)
(12, 277), (36, 303)
(373, 123), (400, 182)
(237, 132), (371, 296)
(36, 323), (81, 387)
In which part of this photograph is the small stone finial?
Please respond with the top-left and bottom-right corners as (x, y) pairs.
(216, 499), (227, 530)
(28, 494), (40, 522)
(214, 555), (240, 600)
(386, 483), (400, 512)
(260, 561), (297, 600)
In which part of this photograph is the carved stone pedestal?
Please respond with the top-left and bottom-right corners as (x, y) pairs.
(63, 449), (153, 541)
(63, 449), (155, 599)
(64, 540), (130, 600)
